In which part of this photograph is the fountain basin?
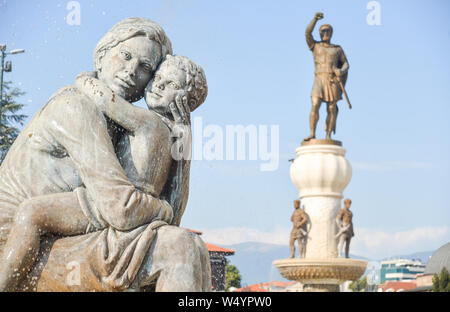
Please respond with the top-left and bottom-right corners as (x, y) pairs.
(273, 258), (367, 286)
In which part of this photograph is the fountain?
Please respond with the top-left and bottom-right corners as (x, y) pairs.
(273, 12), (367, 292)
(273, 140), (367, 292)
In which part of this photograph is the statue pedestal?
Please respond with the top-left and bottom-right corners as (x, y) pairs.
(290, 142), (352, 258)
(273, 258), (368, 292)
(274, 141), (367, 291)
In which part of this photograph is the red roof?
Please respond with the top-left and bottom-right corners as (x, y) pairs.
(378, 281), (417, 292)
(182, 228), (234, 254)
(183, 228), (203, 235)
(205, 243), (235, 254)
(234, 281), (296, 292)
(270, 281), (296, 287)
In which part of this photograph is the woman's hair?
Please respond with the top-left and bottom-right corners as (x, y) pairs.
(93, 17), (173, 72)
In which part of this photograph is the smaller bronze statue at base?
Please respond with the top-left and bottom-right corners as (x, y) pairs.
(289, 200), (309, 258)
(335, 198), (354, 258)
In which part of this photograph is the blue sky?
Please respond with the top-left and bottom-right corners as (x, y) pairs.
(1, 0), (449, 259)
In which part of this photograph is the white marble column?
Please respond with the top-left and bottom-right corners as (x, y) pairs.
(290, 143), (352, 259)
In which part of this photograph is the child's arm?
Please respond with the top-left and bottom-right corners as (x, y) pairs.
(75, 73), (151, 132)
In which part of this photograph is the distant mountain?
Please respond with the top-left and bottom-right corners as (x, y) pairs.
(222, 242), (288, 286)
(222, 241), (433, 286)
(222, 241), (370, 286)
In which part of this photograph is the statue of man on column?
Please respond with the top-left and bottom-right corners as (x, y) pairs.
(303, 12), (350, 142)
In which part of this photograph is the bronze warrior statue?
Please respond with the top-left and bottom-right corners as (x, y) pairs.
(335, 198), (354, 258)
(289, 200), (309, 258)
(304, 12), (351, 142)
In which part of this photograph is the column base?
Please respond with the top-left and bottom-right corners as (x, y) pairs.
(273, 258), (368, 292)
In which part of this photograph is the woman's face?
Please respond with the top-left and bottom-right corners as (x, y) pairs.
(98, 36), (162, 102)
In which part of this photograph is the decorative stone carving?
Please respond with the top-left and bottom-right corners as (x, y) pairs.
(273, 258), (367, 287)
(290, 144), (352, 199)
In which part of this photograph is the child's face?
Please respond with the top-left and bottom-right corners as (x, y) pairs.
(145, 63), (187, 115)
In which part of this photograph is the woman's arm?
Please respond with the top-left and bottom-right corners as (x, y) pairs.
(45, 89), (173, 231)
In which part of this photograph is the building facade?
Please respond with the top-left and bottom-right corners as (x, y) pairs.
(184, 228), (235, 291)
(413, 242), (450, 291)
(380, 259), (425, 283)
(206, 243), (235, 291)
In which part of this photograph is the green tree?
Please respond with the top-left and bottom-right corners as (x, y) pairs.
(432, 267), (450, 292)
(349, 276), (368, 292)
(0, 81), (27, 163)
(225, 259), (242, 291)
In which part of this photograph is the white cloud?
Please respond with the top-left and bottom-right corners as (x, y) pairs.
(352, 226), (450, 259)
(201, 225), (450, 260)
(201, 226), (290, 246)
